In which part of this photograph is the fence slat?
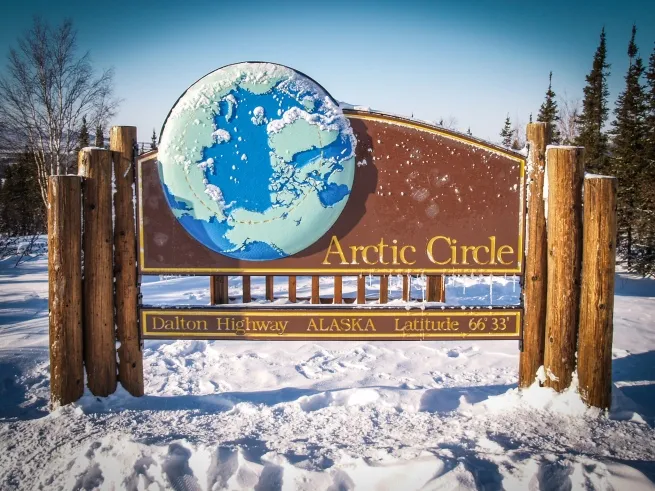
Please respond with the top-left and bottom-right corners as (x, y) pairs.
(334, 276), (342, 304)
(427, 275), (445, 302)
(210, 276), (229, 304)
(288, 276), (296, 302)
(311, 276), (320, 304)
(519, 123), (551, 388)
(242, 276), (251, 303)
(266, 276), (274, 301)
(48, 176), (84, 407)
(79, 148), (117, 397)
(379, 275), (389, 303)
(402, 275), (410, 301)
(357, 276), (366, 304)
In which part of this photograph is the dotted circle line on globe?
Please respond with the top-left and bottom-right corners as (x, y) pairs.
(183, 123), (326, 225)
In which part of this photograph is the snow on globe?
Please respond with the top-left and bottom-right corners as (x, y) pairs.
(157, 62), (356, 260)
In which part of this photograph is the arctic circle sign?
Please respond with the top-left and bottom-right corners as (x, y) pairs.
(139, 62), (525, 275)
(157, 62), (356, 261)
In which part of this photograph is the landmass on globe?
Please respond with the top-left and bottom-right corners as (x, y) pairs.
(157, 62), (357, 261)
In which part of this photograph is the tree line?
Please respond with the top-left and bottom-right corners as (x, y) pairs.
(500, 26), (655, 276)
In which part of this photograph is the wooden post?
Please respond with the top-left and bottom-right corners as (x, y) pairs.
(402, 275), (410, 301)
(578, 176), (617, 409)
(379, 275), (389, 303)
(110, 126), (143, 397)
(357, 275), (366, 304)
(311, 276), (320, 304)
(48, 176), (84, 407)
(519, 123), (551, 388)
(333, 276), (342, 304)
(426, 276), (445, 302)
(79, 148), (117, 397)
(210, 276), (229, 304)
(543, 146), (584, 392)
(288, 276), (296, 302)
(242, 276), (251, 303)
(266, 276), (274, 301)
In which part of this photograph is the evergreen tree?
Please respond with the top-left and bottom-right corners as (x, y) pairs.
(537, 72), (561, 143)
(77, 116), (89, 151)
(0, 150), (45, 236)
(529, 113), (533, 124)
(610, 25), (648, 269)
(633, 42), (655, 275)
(95, 124), (104, 148)
(575, 28), (611, 174)
(500, 115), (513, 147)
(151, 129), (158, 150)
(466, 127), (472, 136)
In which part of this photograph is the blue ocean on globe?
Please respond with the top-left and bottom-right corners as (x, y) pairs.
(157, 63), (356, 261)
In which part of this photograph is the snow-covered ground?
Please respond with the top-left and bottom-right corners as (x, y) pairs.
(0, 255), (654, 490)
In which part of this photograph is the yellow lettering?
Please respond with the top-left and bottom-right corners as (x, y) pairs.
(322, 236), (348, 265)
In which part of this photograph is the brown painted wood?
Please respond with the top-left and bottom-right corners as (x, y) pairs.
(48, 176), (84, 407)
(242, 276), (251, 303)
(379, 275), (389, 304)
(402, 275), (410, 301)
(311, 276), (320, 304)
(578, 176), (617, 409)
(333, 276), (342, 304)
(110, 126), (143, 397)
(426, 276), (445, 302)
(265, 276), (274, 301)
(357, 276), (366, 304)
(288, 276), (296, 302)
(210, 276), (229, 304)
(543, 146), (584, 392)
(79, 148), (117, 397)
(519, 123), (551, 388)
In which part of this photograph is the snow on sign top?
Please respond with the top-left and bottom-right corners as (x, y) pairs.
(140, 62), (526, 275)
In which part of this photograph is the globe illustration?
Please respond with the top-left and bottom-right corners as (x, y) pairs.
(157, 62), (356, 261)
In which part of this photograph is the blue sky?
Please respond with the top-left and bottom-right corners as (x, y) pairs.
(1, 0), (654, 143)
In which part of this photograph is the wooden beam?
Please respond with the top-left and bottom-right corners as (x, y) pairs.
(357, 275), (366, 304)
(110, 126), (143, 397)
(79, 148), (117, 397)
(578, 176), (617, 409)
(266, 276), (274, 301)
(48, 176), (84, 407)
(288, 276), (296, 302)
(379, 275), (389, 303)
(543, 146), (584, 392)
(242, 276), (251, 303)
(426, 275), (445, 302)
(333, 276), (342, 304)
(311, 276), (320, 304)
(210, 276), (229, 304)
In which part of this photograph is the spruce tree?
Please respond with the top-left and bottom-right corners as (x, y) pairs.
(610, 25), (648, 269)
(0, 150), (45, 236)
(537, 72), (561, 143)
(500, 115), (513, 147)
(466, 127), (472, 136)
(78, 116), (89, 151)
(151, 129), (158, 150)
(575, 28), (611, 174)
(95, 124), (104, 148)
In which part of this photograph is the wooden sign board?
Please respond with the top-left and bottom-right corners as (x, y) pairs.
(138, 110), (525, 275)
(140, 307), (522, 341)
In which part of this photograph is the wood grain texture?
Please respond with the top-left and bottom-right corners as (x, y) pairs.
(110, 126), (143, 397)
(311, 276), (320, 304)
(357, 276), (366, 304)
(210, 276), (229, 304)
(79, 148), (117, 397)
(266, 276), (274, 301)
(242, 276), (251, 303)
(402, 275), (410, 301)
(426, 276), (445, 302)
(543, 146), (584, 392)
(519, 123), (551, 388)
(578, 177), (617, 409)
(287, 276), (296, 302)
(379, 275), (389, 304)
(48, 176), (84, 407)
(333, 276), (342, 304)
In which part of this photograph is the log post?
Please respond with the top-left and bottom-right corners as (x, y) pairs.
(578, 176), (617, 409)
(110, 126), (143, 397)
(402, 275), (410, 301)
(543, 146), (584, 392)
(519, 123), (551, 387)
(48, 176), (84, 407)
(79, 148), (117, 397)
(210, 276), (229, 304)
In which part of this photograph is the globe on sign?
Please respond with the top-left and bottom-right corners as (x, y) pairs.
(157, 62), (356, 261)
